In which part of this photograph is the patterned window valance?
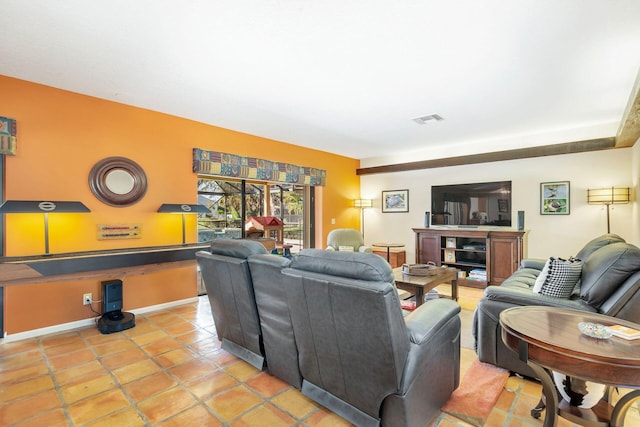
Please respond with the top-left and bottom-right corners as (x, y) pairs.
(193, 148), (326, 186)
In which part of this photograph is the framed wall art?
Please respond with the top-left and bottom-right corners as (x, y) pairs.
(382, 189), (409, 213)
(540, 181), (570, 215)
(0, 116), (17, 155)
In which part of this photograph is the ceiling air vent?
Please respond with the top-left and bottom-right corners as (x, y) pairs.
(413, 114), (444, 125)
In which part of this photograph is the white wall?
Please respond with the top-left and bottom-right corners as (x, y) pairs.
(360, 148), (635, 263)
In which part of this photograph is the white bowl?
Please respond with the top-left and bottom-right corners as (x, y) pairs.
(578, 322), (612, 339)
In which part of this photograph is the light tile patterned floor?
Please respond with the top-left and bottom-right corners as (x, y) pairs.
(1, 294), (639, 426)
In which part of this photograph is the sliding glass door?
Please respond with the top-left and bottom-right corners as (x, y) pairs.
(197, 177), (313, 253)
(269, 184), (305, 252)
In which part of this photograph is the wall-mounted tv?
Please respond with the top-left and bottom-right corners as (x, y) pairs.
(431, 181), (512, 227)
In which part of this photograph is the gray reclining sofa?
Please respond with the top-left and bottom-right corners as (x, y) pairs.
(278, 249), (461, 427)
(196, 239), (268, 370)
(473, 234), (640, 378)
(199, 241), (462, 427)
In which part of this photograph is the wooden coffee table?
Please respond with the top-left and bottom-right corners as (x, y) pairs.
(393, 267), (458, 307)
(500, 306), (640, 427)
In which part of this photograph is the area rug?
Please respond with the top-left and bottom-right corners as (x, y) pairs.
(441, 359), (510, 426)
(457, 286), (484, 311)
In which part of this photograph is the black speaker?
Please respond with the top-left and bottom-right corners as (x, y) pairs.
(102, 279), (123, 314)
(424, 211), (430, 228)
(517, 211), (525, 230)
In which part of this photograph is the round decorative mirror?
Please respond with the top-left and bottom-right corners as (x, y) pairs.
(89, 157), (148, 206)
(104, 169), (136, 195)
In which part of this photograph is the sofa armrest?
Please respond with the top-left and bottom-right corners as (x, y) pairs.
(402, 299), (461, 389)
(483, 285), (595, 311)
(359, 245), (373, 253)
(520, 258), (547, 270)
(474, 285), (596, 375)
(405, 299), (460, 345)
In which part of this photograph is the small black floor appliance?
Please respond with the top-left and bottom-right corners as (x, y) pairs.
(97, 279), (135, 334)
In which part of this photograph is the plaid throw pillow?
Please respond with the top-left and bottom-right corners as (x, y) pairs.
(534, 257), (582, 298)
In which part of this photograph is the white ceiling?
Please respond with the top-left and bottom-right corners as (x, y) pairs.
(2, 1), (640, 163)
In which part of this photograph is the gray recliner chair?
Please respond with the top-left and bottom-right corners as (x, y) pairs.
(196, 239), (267, 370)
(281, 249), (461, 427)
(473, 234), (640, 378)
(247, 254), (302, 388)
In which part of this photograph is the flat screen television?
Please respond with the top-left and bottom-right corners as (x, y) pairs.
(431, 181), (512, 227)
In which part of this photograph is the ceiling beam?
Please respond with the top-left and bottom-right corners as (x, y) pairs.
(356, 137), (616, 176)
(616, 69), (640, 148)
(358, 71), (640, 176)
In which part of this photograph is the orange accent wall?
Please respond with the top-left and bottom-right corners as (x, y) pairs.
(1, 75), (361, 335)
(5, 265), (196, 333)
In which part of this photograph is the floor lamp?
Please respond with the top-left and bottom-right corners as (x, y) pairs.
(0, 200), (91, 254)
(587, 187), (630, 233)
(353, 199), (372, 239)
(158, 203), (211, 245)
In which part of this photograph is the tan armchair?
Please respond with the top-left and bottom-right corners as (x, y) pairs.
(325, 228), (372, 253)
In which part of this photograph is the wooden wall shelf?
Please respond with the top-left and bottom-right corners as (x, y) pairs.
(0, 244), (210, 286)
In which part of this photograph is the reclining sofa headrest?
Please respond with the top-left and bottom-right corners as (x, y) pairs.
(580, 242), (640, 309)
(290, 249), (393, 283)
(575, 233), (625, 261)
(210, 238), (267, 259)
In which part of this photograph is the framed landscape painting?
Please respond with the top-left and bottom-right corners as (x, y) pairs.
(382, 189), (409, 213)
(540, 181), (570, 215)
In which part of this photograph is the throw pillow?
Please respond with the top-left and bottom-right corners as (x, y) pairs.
(532, 258), (552, 293)
(533, 257), (582, 298)
(338, 245), (355, 252)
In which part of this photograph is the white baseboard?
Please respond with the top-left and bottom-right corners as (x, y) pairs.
(2, 297), (199, 344)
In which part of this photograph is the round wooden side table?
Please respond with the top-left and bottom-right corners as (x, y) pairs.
(500, 306), (640, 427)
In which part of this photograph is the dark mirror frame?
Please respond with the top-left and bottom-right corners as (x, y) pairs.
(89, 157), (147, 207)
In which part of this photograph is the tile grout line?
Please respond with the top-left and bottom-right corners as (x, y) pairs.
(89, 317), (156, 427)
(160, 305), (304, 425)
(40, 334), (74, 427)
(162, 304), (329, 426)
(138, 309), (227, 425)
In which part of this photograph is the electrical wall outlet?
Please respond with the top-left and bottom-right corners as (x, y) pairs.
(83, 293), (92, 305)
